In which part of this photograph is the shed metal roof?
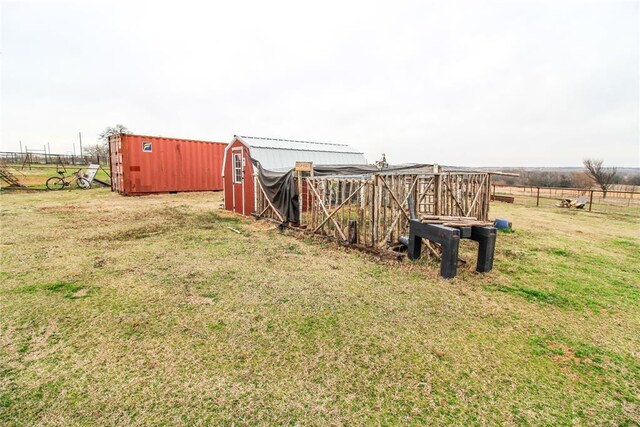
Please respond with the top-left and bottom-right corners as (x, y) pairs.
(236, 135), (366, 171)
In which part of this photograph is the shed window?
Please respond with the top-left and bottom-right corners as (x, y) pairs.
(233, 153), (243, 183)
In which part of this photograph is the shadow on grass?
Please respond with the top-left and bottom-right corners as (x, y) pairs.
(1, 281), (90, 299)
(484, 283), (575, 309)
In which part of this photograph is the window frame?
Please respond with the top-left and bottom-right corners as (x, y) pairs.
(232, 152), (243, 184)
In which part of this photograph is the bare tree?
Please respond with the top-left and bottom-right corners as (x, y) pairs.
(583, 159), (617, 198)
(83, 144), (109, 163)
(99, 124), (132, 143)
(93, 124), (132, 164)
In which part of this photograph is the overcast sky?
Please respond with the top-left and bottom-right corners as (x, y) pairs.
(1, 0), (638, 167)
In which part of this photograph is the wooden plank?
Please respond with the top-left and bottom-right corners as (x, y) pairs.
(441, 221), (493, 227)
(421, 214), (478, 220)
(373, 175), (379, 245)
(312, 181), (366, 233)
(305, 177), (347, 241)
(416, 176), (434, 208)
(423, 239), (441, 260)
(465, 176), (486, 218)
(378, 176), (419, 248)
(257, 179), (285, 222)
(379, 175), (411, 221)
(442, 177), (465, 216)
(434, 174), (440, 216)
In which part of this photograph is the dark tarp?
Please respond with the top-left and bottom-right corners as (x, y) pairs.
(255, 163), (300, 224)
(253, 161), (436, 224)
(312, 164), (379, 176)
(313, 163), (434, 176)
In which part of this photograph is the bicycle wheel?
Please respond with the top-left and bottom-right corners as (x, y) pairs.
(46, 177), (66, 191)
(77, 177), (91, 189)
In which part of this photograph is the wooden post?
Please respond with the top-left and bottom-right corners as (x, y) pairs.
(536, 186), (540, 206)
(372, 175), (377, 245)
(434, 174), (440, 216)
(589, 190), (593, 212)
(348, 220), (358, 244)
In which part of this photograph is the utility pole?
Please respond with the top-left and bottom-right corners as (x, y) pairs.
(19, 141), (23, 153)
(79, 132), (83, 156)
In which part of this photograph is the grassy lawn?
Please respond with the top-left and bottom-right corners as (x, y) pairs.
(1, 189), (639, 425)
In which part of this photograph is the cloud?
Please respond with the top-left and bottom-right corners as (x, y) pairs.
(1, 0), (638, 166)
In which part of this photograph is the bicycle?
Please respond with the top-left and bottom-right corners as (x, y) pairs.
(46, 168), (91, 191)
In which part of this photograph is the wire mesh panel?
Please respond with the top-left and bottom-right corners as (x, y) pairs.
(492, 185), (640, 214)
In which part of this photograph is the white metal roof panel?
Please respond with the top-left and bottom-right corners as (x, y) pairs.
(237, 135), (366, 171)
(249, 147), (367, 171)
(240, 136), (363, 154)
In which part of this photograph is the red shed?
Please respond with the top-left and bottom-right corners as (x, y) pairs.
(109, 133), (226, 195)
(222, 135), (366, 215)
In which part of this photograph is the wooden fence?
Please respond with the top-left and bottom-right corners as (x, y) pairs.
(492, 184), (640, 212)
(0, 151), (106, 168)
(256, 171), (491, 250)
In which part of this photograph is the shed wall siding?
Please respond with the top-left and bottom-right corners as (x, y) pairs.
(223, 140), (255, 215)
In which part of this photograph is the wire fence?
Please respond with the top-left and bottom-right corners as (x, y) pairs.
(492, 185), (640, 214)
(0, 151), (108, 168)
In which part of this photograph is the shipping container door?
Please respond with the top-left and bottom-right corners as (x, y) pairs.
(109, 134), (124, 193)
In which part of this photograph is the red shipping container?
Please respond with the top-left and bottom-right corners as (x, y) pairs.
(109, 134), (226, 195)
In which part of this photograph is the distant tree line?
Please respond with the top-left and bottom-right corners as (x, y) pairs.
(521, 170), (593, 188)
(493, 160), (640, 193)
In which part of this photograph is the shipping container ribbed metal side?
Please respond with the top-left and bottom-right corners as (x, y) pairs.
(108, 134), (226, 195)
